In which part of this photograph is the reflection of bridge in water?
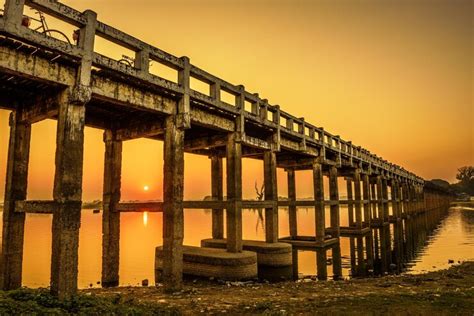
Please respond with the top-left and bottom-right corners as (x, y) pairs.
(0, 0), (453, 299)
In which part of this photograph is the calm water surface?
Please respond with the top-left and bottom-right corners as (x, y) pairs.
(0, 206), (472, 288)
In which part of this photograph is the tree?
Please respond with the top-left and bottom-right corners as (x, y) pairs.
(455, 166), (474, 196)
(456, 166), (474, 183)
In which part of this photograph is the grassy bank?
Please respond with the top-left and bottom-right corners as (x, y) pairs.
(1, 262), (473, 315)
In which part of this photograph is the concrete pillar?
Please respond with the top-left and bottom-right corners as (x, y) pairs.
(0, 111), (30, 290)
(101, 130), (122, 287)
(211, 156), (224, 239)
(313, 162), (325, 242)
(329, 166), (340, 237)
(362, 174), (371, 226)
(391, 180), (399, 219)
(329, 166), (342, 278)
(346, 179), (354, 226)
(353, 169), (362, 228)
(376, 176), (384, 221)
(162, 116), (185, 291)
(287, 169), (297, 238)
(51, 90), (86, 299)
(382, 178), (389, 222)
(226, 133), (243, 252)
(264, 151), (278, 243)
(316, 249), (327, 280)
(370, 182), (377, 219)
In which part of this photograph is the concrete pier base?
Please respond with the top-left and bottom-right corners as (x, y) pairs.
(201, 239), (293, 280)
(278, 236), (338, 249)
(155, 246), (257, 281)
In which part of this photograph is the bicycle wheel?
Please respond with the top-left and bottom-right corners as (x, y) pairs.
(43, 29), (72, 45)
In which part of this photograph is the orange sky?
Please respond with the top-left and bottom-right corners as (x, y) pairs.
(0, 0), (472, 202)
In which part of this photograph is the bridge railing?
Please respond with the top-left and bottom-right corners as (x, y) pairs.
(0, 0), (424, 185)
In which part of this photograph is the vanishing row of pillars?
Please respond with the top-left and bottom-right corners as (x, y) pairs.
(0, 109), (449, 298)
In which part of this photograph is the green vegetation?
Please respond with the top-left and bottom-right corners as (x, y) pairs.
(0, 288), (179, 315)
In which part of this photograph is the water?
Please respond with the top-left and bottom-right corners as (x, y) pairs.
(0, 206), (472, 288)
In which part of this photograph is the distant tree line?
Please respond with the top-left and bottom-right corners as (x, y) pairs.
(430, 166), (474, 196)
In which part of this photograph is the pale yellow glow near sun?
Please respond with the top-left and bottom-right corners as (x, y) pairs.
(143, 185), (149, 191)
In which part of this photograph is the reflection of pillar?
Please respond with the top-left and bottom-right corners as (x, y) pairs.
(0, 111), (30, 290)
(264, 151), (278, 242)
(211, 155), (224, 239)
(102, 130), (122, 287)
(226, 133), (243, 252)
(287, 169), (297, 238)
(162, 116), (185, 291)
(51, 90), (86, 299)
(313, 162), (325, 242)
(354, 169), (362, 228)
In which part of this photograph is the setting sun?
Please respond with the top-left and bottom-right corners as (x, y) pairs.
(143, 185), (149, 191)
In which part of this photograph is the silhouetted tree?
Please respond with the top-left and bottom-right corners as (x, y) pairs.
(455, 166), (474, 196)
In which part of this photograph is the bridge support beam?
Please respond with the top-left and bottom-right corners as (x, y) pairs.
(0, 111), (30, 290)
(382, 178), (389, 222)
(101, 130), (122, 287)
(287, 169), (297, 238)
(376, 176), (384, 221)
(162, 115), (185, 291)
(226, 133), (243, 253)
(264, 151), (278, 243)
(329, 166), (342, 279)
(353, 169), (362, 229)
(313, 162), (325, 242)
(50, 90), (86, 299)
(346, 178), (354, 226)
(211, 155), (224, 239)
(362, 174), (371, 226)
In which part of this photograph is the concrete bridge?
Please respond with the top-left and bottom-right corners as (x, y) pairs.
(0, 0), (453, 299)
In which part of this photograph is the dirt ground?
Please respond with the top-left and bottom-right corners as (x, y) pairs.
(85, 261), (474, 315)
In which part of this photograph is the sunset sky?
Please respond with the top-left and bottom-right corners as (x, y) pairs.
(0, 0), (472, 202)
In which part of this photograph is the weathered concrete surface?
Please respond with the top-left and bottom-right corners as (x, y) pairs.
(155, 246), (257, 281)
(162, 116), (185, 291)
(0, 111), (30, 290)
(50, 89), (86, 299)
(101, 130), (122, 287)
(211, 156), (224, 239)
(226, 133), (243, 253)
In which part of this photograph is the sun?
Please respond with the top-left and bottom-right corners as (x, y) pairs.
(143, 185), (149, 191)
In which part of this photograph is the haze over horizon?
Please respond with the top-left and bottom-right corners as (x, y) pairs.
(0, 0), (472, 202)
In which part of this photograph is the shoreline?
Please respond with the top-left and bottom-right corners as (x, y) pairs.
(1, 261), (473, 315)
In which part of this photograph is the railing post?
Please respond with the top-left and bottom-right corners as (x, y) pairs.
(178, 56), (191, 129)
(101, 130), (122, 287)
(3, 0), (25, 32)
(0, 111), (30, 290)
